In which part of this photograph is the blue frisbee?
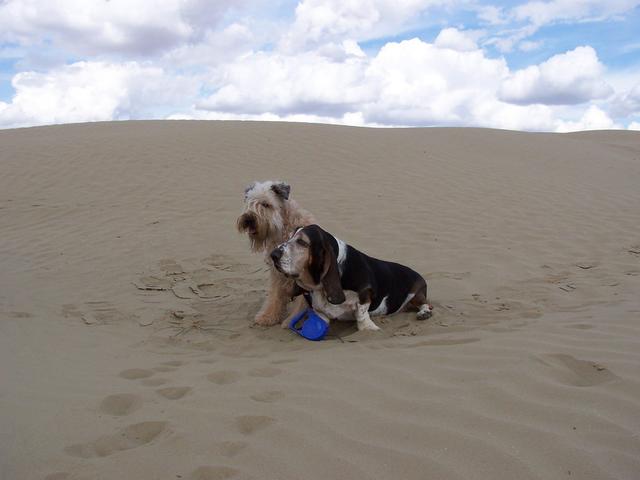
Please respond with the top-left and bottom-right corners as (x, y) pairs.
(289, 308), (329, 341)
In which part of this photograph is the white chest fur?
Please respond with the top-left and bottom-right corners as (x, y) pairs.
(310, 290), (360, 321)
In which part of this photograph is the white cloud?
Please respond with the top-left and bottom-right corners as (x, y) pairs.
(192, 38), (621, 131)
(0, 1), (634, 135)
(484, 1), (640, 52)
(628, 121), (640, 130)
(362, 37), (510, 126)
(190, 35), (584, 131)
(610, 82), (640, 117)
(512, 0), (640, 27)
(197, 45), (371, 116)
(168, 109), (375, 127)
(482, 24), (537, 53)
(0, 0), (244, 57)
(281, 0), (447, 51)
(476, 5), (506, 25)
(555, 105), (620, 132)
(518, 40), (543, 52)
(434, 28), (479, 51)
(162, 23), (256, 67)
(499, 46), (613, 105)
(315, 40), (367, 61)
(0, 61), (196, 128)
(2, 31), (617, 132)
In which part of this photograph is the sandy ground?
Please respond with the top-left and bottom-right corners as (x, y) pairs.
(1, 121), (639, 480)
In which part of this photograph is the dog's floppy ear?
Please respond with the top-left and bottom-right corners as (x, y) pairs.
(270, 182), (290, 200)
(306, 225), (345, 305)
(322, 246), (345, 304)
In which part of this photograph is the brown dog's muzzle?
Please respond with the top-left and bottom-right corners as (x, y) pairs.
(237, 213), (257, 235)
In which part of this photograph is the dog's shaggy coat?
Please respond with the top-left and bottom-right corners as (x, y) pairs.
(236, 181), (315, 326)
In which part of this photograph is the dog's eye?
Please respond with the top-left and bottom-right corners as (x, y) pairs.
(260, 202), (271, 209)
(296, 238), (308, 247)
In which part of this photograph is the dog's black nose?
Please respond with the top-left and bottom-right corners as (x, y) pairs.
(270, 248), (283, 263)
(241, 215), (256, 229)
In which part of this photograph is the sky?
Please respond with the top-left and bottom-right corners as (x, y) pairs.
(0, 0), (639, 131)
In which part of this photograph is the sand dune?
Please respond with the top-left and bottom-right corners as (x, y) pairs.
(1, 121), (639, 479)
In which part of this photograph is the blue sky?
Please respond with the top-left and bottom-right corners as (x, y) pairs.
(0, 0), (639, 131)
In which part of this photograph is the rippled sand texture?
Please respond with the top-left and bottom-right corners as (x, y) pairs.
(1, 121), (639, 480)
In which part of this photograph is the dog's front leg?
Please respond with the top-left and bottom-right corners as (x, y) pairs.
(355, 302), (380, 331)
(254, 270), (291, 326)
(281, 295), (308, 329)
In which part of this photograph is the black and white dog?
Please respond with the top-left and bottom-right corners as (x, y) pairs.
(270, 224), (432, 331)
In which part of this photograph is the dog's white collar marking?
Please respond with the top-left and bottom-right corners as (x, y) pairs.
(335, 236), (347, 274)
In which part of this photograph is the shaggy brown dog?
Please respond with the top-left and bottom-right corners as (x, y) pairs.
(236, 181), (315, 326)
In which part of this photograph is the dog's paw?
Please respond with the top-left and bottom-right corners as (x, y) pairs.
(357, 322), (381, 332)
(416, 305), (433, 321)
(254, 313), (280, 327)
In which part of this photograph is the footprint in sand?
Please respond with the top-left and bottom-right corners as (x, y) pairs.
(409, 338), (480, 347)
(159, 259), (185, 276)
(192, 279), (259, 299)
(88, 302), (134, 325)
(99, 393), (141, 416)
(65, 421), (168, 458)
(565, 323), (594, 330)
(156, 387), (192, 400)
(161, 360), (185, 367)
(44, 473), (89, 480)
(63, 302), (132, 325)
(153, 365), (178, 373)
(250, 391), (285, 403)
(202, 253), (265, 275)
(235, 415), (275, 435)
(427, 271), (470, 280)
(133, 275), (173, 292)
(247, 367), (282, 378)
(61, 304), (82, 320)
(44, 474), (77, 480)
(207, 371), (241, 385)
(119, 368), (154, 380)
(217, 441), (248, 458)
(141, 377), (169, 386)
(539, 354), (618, 387)
(190, 465), (240, 480)
(270, 358), (298, 365)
